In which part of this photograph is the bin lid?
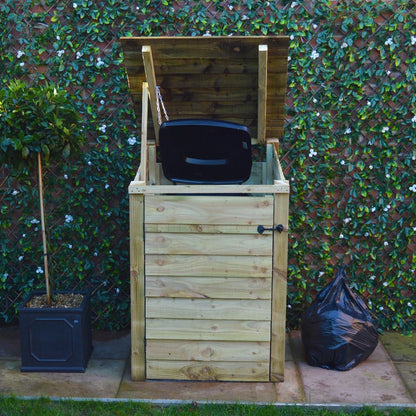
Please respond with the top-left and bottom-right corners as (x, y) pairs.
(120, 36), (289, 143)
(159, 118), (252, 184)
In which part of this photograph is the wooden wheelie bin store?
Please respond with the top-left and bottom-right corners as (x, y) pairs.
(121, 36), (290, 382)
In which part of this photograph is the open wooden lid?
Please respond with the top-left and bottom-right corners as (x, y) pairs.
(121, 36), (289, 144)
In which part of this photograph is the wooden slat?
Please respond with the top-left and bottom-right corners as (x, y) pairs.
(141, 45), (160, 139)
(146, 298), (271, 321)
(137, 83), (148, 183)
(146, 360), (269, 381)
(122, 36), (289, 59)
(146, 340), (270, 362)
(145, 195), (274, 225)
(145, 232), (272, 256)
(145, 276), (272, 299)
(146, 319), (270, 341)
(129, 194), (145, 381)
(270, 192), (290, 382)
(145, 223), (261, 234)
(145, 254), (272, 278)
(257, 44), (268, 145)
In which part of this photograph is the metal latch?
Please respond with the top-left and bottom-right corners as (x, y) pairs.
(257, 224), (284, 234)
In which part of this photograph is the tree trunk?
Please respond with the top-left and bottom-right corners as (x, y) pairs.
(37, 152), (51, 305)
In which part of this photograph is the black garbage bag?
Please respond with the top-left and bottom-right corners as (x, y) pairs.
(301, 268), (378, 371)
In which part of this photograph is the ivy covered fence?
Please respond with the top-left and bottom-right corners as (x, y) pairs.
(1, 0), (415, 332)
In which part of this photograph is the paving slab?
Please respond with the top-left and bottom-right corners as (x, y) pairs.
(0, 358), (126, 398)
(394, 363), (416, 402)
(381, 332), (416, 402)
(381, 332), (416, 362)
(290, 331), (413, 404)
(0, 327), (20, 359)
(118, 374), (277, 402)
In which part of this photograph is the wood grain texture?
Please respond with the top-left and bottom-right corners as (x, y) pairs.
(145, 276), (272, 299)
(146, 360), (269, 381)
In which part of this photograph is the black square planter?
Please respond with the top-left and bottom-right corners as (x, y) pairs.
(18, 290), (93, 372)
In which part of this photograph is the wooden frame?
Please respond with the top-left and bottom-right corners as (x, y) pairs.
(122, 36), (290, 382)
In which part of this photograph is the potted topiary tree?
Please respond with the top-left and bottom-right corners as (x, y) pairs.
(0, 80), (93, 372)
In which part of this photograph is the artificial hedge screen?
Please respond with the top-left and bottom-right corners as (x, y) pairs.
(0, 0), (415, 332)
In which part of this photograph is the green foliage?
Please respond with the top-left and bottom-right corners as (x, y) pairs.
(0, 80), (84, 171)
(0, 397), (415, 416)
(0, 0), (415, 331)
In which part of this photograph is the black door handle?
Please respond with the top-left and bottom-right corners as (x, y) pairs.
(257, 224), (284, 234)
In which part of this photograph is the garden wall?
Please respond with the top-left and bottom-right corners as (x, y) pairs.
(1, 0), (415, 332)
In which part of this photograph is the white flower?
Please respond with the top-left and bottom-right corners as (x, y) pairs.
(409, 184), (416, 193)
(386, 70), (391, 76)
(88, 187), (94, 193)
(73, 2), (77, 8)
(105, 184), (110, 189)
(100, 100), (105, 105)
(381, 126), (389, 133)
(340, 160), (345, 165)
(379, 306), (384, 310)
(367, 100), (371, 106)
(290, 35), (295, 40)
(312, 24), (318, 30)
(36, 267), (43, 274)
(370, 275), (375, 280)
(68, 244), (73, 249)
(313, 98), (317, 103)
(241, 15), (249, 21)
(385, 38), (393, 46)
(76, 51), (82, 59)
(341, 42), (348, 49)
(19, 62), (25, 67)
(16, 50), (25, 58)
(115, 287), (120, 294)
(94, 252), (98, 257)
(12, 190), (19, 195)
(18, 256), (24, 261)
(2, 273), (8, 279)
(369, 165), (373, 170)
(203, 31), (211, 37)
(228, 5), (233, 10)
(344, 128), (351, 134)
(371, 206), (376, 212)
(88, 161), (92, 165)
(96, 57), (105, 67)
(291, 1), (298, 7)
(57, 49), (65, 57)
(411, 36), (416, 46)
(65, 214), (73, 223)
(364, 232), (369, 237)
(98, 124), (106, 133)
(411, 115), (416, 123)
(31, 218), (40, 224)
(343, 217), (352, 224)
(408, 302), (413, 308)
(315, 111), (320, 117)
(64, 174), (68, 179)
(384, 241), (389, 246)
(311, 50), (320, 60)
(308, 148), (317, 157)
(128, 136), (137, 145)
(56, 36), (60, 40)
(383, 281), (388, 286)
(339, 233), (344, 239)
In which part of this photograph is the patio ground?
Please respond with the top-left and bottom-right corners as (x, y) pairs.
(0, 328), (415, 405)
